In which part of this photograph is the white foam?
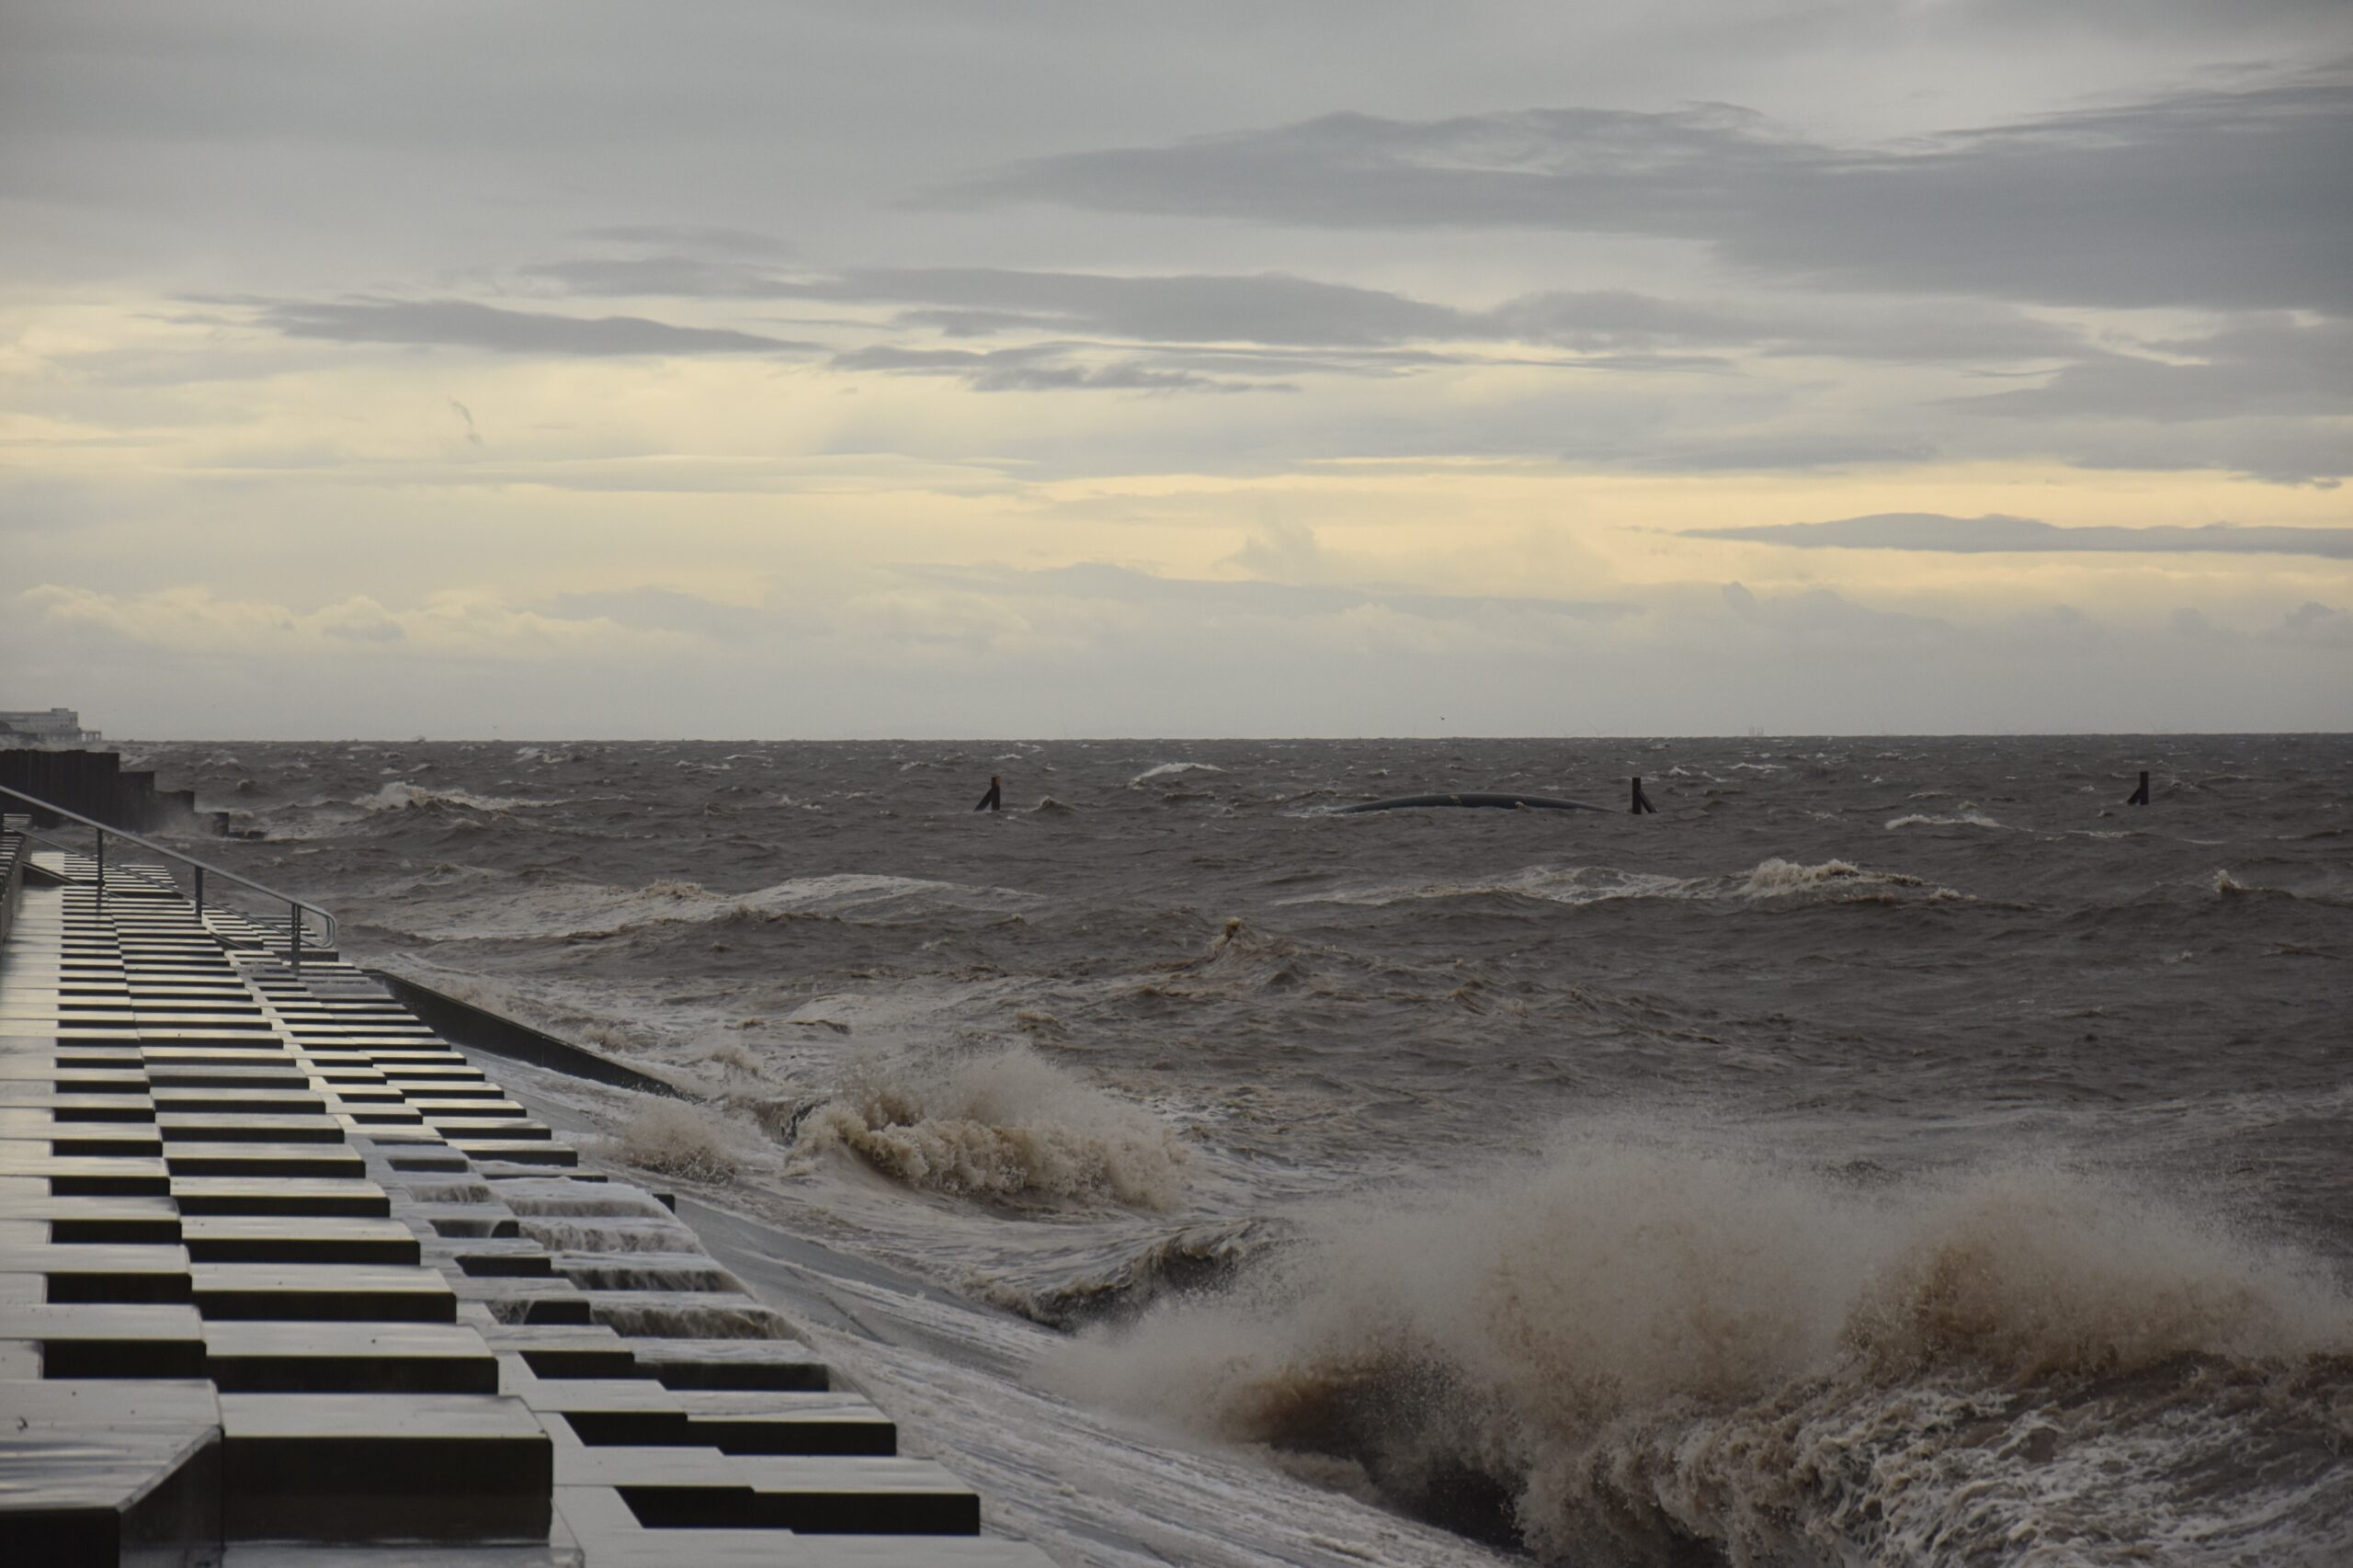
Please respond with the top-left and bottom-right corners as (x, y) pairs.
(1059, 1134), (2353, 1563)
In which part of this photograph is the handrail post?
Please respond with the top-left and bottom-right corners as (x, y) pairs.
(194, 865), (205, 918)
(290, 906), (303, 971)
(94, 826), (105, 906)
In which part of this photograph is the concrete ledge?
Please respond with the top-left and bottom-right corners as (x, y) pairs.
(364, 971), (687, 1098)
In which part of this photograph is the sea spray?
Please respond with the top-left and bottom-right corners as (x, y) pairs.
(793, 1043), (1188, 1210)
(1056, 1135), (2353, 1563)
(611, 1098), (747, 1185)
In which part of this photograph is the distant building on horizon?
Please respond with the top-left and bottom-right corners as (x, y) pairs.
(0, 707), (100, 746)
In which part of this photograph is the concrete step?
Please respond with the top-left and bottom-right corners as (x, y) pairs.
(181, 1216), (422, 1266)
(551, 1390), (896, 1457)
(555, 1484), (1054, 1565)
(475, 1324), (650, 1382)
(171, 1176), (392, 1218)
(10, 1194), (185, 1244)
(165, 1143), (367, 1179)
(205, 1321), (500, 1394)
(190, 1263), (458, 1323)
(0, 1302), (208, 1377)
(624, 1338), (831, 1392)
(454, 1275), (595, 1326)
(17, 1154), (174, 1197)
(0, 1380), (222, 1565)
(159, 1112), (349, 1143)
(151, 1088), (327, 1115)
(438, 1239), (559, 1278)
(563, 1449), (980, 1536)
(220, 1392), (551, 1541)
(15, 1242), (193, 1303)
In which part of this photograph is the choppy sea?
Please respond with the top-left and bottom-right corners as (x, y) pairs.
(134, 735), (2352, 1566)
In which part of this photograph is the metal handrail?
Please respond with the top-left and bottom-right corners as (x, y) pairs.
(0, 782), (336, 967)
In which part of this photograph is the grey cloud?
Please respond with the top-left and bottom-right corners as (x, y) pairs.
(256, 298), (814, 357)
(1564, 433), (1940, 472)
(2040, 422), (2349, 488)
(520, 255), (795, 301)
(1133, 344), (1544, 378)
(574, 225), (789, 257)
(2275, 601), (2353, 646)
(892, 309), (1063, 338)
(544, 588), (784, 638)
(319, 616), (404, 643)
(532, 255), (2079, 366)
(948, 69), (2353, 312)
(528, 258), (1476, 347)
(1687, 512), (2353, 558)
(832, 343), (1273, 394)
(1954, 316), (2353, 423)
(1717, 582), (1961, 646)
(809, 268), (1468, 348)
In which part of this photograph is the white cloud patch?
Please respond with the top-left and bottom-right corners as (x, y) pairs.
(20, 584), (678, 660)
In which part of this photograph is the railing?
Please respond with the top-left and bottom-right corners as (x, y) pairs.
(0, 783), (336, 968)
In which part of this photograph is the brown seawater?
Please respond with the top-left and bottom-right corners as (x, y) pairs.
(135, 735), (2353, 1565)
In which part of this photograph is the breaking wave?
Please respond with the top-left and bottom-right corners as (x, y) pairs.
(2211, 869), (2346, 906)
(1059, 1137), (2353, 1564)
(373, 870), (1040, 941)
(1132, 762), (1227, 786)
(361, 781), (547, 812)
(1886, 806), (2007, 830)
(1289, 858), (1960, 910)
(978, 1219), (1288, 1328)
(791, 1045), (1188, 1210)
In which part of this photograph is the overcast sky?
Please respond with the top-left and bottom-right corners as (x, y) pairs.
(3, 1), (2347, 737)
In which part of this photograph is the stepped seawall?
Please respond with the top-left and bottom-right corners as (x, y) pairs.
(0, 824), (1055, 1565)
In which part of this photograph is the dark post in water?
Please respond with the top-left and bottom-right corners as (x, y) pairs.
(2127, 770), (2151, 806)
(1631, 777), (1657, 814)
